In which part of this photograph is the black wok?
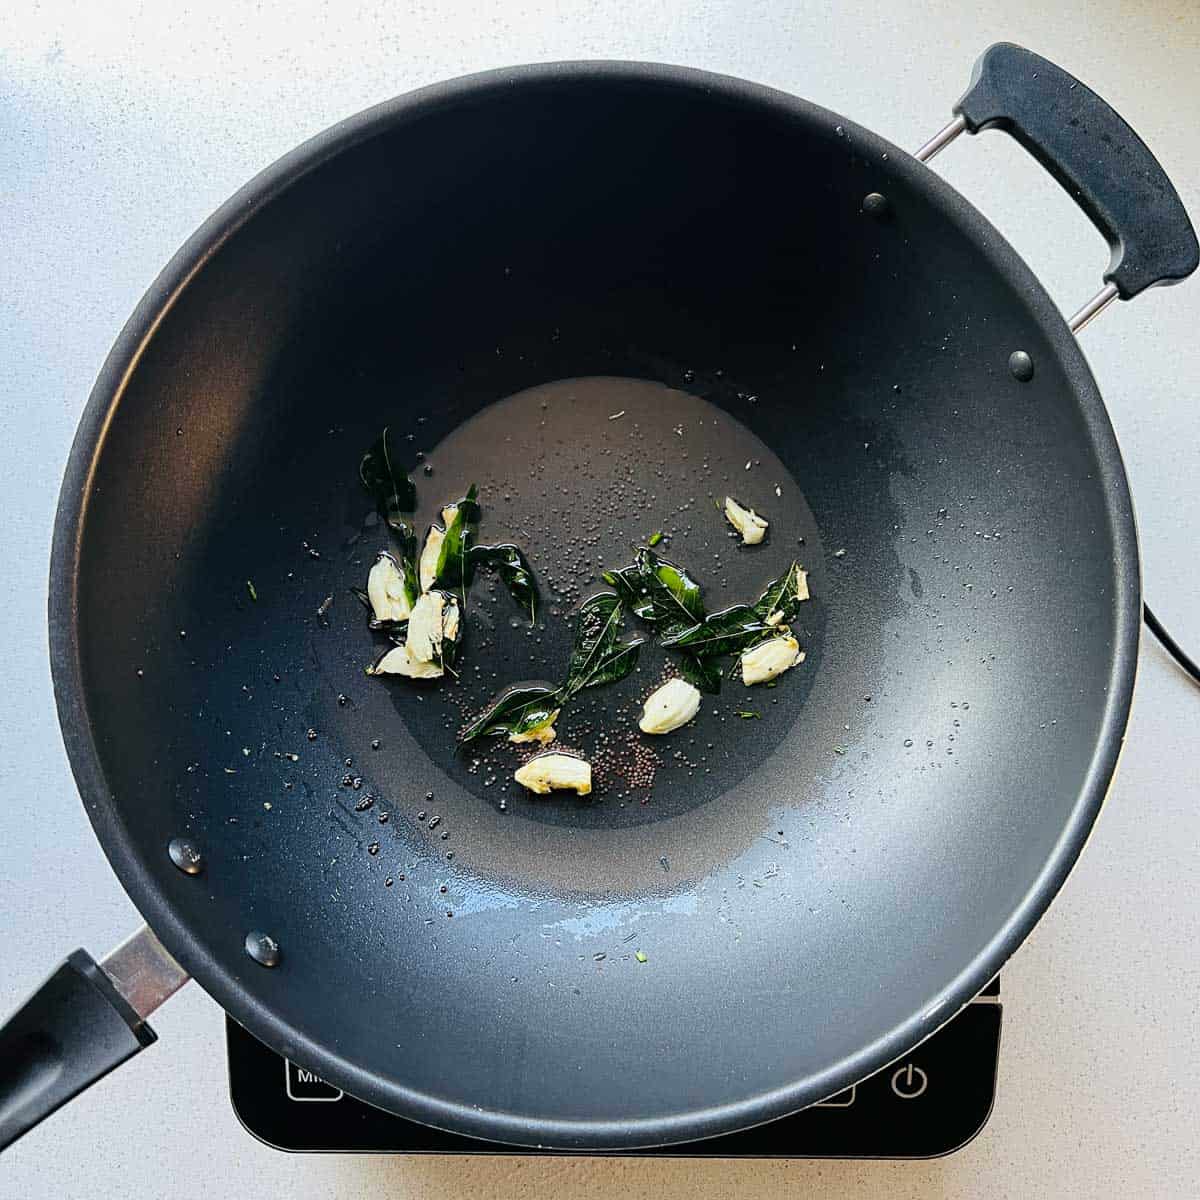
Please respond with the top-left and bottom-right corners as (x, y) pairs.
(2, 43), (1196, 1151)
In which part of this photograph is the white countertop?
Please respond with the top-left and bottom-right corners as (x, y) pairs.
(2, 2), (1198, 1196)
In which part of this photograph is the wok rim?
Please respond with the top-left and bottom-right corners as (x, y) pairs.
(48, 59), (1140, 1150)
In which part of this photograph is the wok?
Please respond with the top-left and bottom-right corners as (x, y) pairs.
(2, 43), (1196, 1151)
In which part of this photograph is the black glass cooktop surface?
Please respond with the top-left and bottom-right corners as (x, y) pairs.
(227, 978), (1000, 1157)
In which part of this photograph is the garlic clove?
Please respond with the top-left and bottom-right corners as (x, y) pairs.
(514, 753), (592, 795)
(406, 591), (445, 663)
(741, 635), (804, 685)
(638, 677), (702, 734)
(418, 526), (444, 592)
(367, 644), (444, 679)
(724, 496), (769, 545)
(366, 551), (413, 624)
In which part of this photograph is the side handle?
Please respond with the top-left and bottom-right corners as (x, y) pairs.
(0, 928), (187, 1151)
(952, 42), (1198, 300)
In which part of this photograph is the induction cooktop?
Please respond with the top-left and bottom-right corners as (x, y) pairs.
(227, 976), (999, 1157)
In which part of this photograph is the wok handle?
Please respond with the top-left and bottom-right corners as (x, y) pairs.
(0, 928), (187, 1151)
(0, 951), (154, 1150)
(951, 42), (1198, 302)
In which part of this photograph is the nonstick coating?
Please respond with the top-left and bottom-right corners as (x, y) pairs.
(50, 63), (1138, 1149)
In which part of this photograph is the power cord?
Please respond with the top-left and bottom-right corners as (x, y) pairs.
(1144, 603), (1200, 686)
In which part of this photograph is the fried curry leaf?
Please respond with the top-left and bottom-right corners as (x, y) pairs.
(650, 552), (704, 627)
(753, 561), (809, 627)
(602, 547), (704, 637)
(470, 542), (538, 622)
(433, 485), (480, 592)
(359, 427), (417, 532)
(391, 524), (419, 567)
(398, 554), (421, 609)
(566, 594), (622, 679)
(661, 604), (769, 658)
(675, 651), (723, 694)
(601, 560), (655, 621)
(562, 593), (643, 698)
(580, 640), (642, 690)
(462, 595), (638, 746)
(459, 683), (561, 747)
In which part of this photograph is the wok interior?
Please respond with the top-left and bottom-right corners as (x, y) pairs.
(70, 72), (1127, 1141)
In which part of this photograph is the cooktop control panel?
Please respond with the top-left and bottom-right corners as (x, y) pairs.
(227, 978), (999, 1157)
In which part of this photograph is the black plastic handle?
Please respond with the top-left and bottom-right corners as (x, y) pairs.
(0, 950), (156, 1151)
(954, 42), (1199, 299)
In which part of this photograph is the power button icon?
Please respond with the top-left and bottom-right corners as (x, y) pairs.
(890, 1062), (928, 1099)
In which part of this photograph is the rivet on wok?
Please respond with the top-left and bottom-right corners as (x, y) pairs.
(167, 837), (205, 875)
(862, 192), (890, 218)
(245, 931), (282, 967)
(1008, 350), (1035, 382)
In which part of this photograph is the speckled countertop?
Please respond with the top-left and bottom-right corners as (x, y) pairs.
(2, 3), (1198, 1196)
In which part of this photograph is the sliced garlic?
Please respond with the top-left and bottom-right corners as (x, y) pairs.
(724, 496), (768, 545)
(792, 564), (810, 602)
(741, 635), (804, 685)
(509, 710), (560, 745)
(367, 644), (444, 679)
(442, 595), (460, 642)
(366, 551), (413, 624)
(406, 592), (445, 663)
(514, 753), (592, 796)
(418, 526), (444, 592)
(638, 677), (701, 734)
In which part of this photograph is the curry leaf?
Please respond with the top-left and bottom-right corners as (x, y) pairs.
(650, 551), (704, 626)
(399, 554), (420, 609)
(462, 594), (639, 746)
(602, 547), (704, 637)
(470, 542), (538, 622)
(580, 639), (642, 690)
(433, 485), (479, 592)
(601, 561), (655, 621)
(563, 593), (643, 698)
(390, 522), (418, 567)
(359, 428), (417, 531)
(753, 562), (809, 627)
(459, 683), (561, 747)
(661, 604), (769, 658)
(675, 652), (723, 694)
